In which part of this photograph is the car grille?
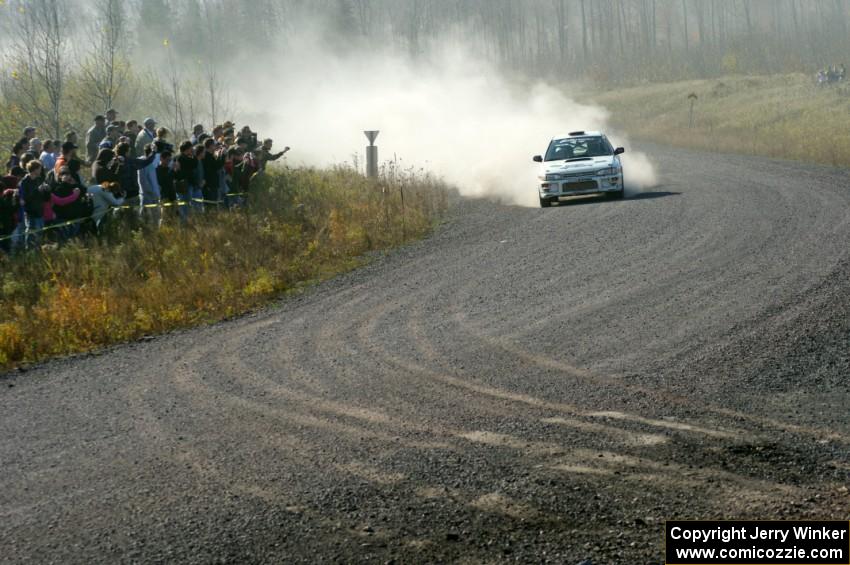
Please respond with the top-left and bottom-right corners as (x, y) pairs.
(562, 181), (597, 191)
(549, 172), (593, 180)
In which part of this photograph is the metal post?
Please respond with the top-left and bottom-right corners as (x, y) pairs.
(687, 93), (698, 129)
(364, 130), (379, 178)
(399, 183), (406, 241)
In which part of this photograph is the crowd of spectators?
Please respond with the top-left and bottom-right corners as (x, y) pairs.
(0, 112), (290, 254)
(816, 64), (846, 86)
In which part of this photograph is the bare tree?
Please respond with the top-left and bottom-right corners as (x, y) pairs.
(76, 0), (131, 114)
(148, 44), (190, 138)
(554, 0), (568, 65)
(199, 1), (233, 126)
(1, 0), (68, 137)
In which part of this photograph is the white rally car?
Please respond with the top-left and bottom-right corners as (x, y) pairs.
(533, 131), (625, 208)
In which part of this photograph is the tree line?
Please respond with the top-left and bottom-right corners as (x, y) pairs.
(341, 0), (850, 82)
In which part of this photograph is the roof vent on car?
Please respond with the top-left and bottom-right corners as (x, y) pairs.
(568, 131), (585, 136)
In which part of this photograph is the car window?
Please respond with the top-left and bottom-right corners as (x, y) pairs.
(545, 137), (613, 161)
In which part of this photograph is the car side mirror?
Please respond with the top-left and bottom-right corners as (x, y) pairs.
(614, 147), (625, 155)
(533, 155), (543, 163)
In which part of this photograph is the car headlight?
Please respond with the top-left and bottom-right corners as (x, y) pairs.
(595, 167), (618, 176)
(545, 173), (563, 181)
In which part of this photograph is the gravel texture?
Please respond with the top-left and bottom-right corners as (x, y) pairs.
(2, 145), (849, 564)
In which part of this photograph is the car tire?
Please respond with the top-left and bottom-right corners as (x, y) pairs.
(540, 197), (552, 208)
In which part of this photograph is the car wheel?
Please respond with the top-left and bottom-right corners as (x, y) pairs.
(540, 197), (552, 208)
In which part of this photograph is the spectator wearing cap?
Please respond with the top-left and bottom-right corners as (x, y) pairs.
(86, 115), (107, 164)
(39, 140), (56, 172)
(55, 141), (79, 174)
(135, 118), (156, 158)
(106, 108), (118, 123)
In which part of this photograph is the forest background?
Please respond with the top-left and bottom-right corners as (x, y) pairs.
(1, 0), (845, 150)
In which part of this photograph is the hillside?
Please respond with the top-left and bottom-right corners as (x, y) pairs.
(594, 73), (850, 168)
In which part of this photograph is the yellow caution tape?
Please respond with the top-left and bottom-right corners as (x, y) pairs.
(0, 194), (250, 243)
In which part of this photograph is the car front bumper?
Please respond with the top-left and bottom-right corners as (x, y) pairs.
(539, 175), (622, 198)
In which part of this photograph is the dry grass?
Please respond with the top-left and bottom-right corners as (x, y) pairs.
(594, 73), (850, 166)
(0, 165), (448, 369)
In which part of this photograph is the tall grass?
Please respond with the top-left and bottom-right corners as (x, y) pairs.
(594, 73), (850, 167)
(0, 165), (448, 369)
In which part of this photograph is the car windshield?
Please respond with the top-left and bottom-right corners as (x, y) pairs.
(544, 137), (613, 161)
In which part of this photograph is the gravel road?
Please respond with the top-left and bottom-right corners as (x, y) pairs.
(2, 145), (849, 564)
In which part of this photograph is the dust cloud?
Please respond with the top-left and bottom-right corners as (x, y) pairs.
(248, 34), (657, 207)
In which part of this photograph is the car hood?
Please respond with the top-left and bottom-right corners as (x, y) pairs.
(543, 156), (616, 174)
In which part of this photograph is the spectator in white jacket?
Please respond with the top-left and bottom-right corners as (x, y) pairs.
(138, 143), (161, 227)
(134, 117), (156, 158)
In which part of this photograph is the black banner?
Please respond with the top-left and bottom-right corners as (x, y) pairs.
(665, 520), (849, 565)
